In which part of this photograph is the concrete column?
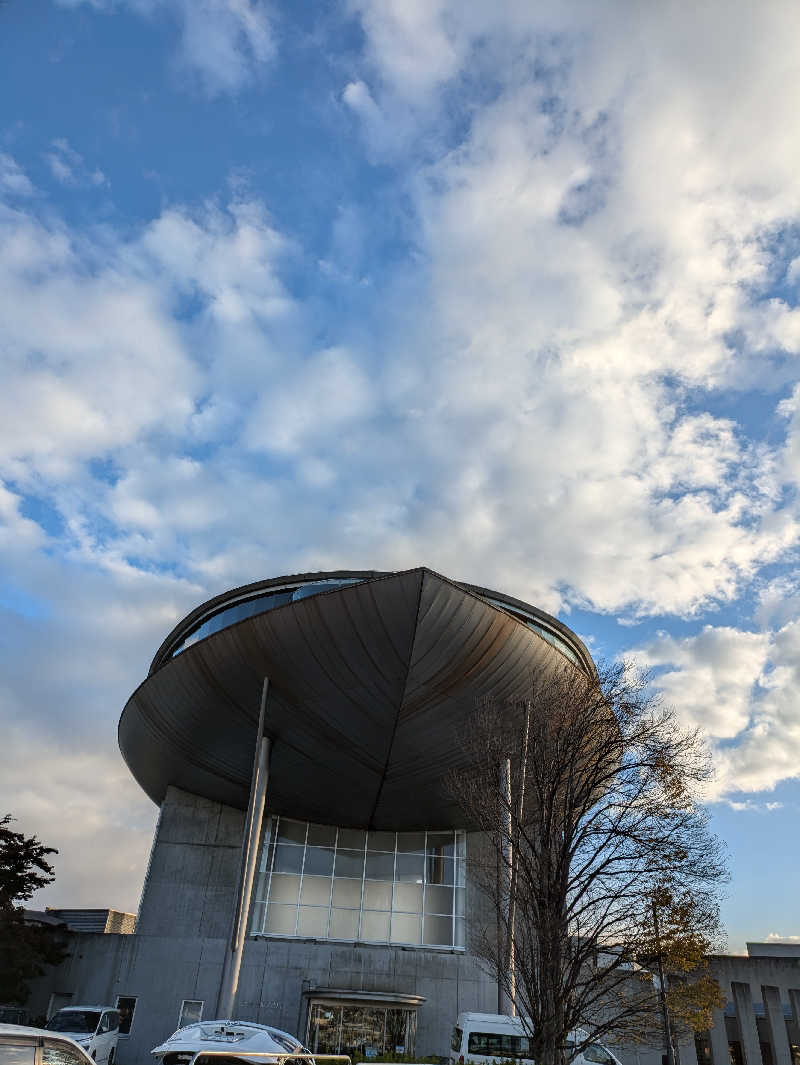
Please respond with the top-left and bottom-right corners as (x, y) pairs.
(709, 1004), (731, 1065)
(677, 1037), (699, 1065)
(761, 986), (791, 1065)
(217, 678), (271, 1019)
(731, 982), (763, 1065)
(789, 989), (800, 1028)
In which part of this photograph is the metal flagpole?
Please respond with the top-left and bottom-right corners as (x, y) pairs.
(500, 756), (514, 1015)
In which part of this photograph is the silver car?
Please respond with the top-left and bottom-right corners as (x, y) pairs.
(0, 1024), (95, 1065)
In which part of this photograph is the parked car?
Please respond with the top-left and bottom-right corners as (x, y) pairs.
(45, 1009), (120, 1065)
(450, 1013), (623, 1065)
(0, 1023), (95, 1065)
(151, 1020), (312, 1065)
(0, 1010), (29, 1027)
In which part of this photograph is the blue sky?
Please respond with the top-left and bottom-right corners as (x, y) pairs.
(2, 0), (800, 952)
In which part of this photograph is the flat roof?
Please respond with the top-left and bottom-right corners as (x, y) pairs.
(119, 567), (595, 829)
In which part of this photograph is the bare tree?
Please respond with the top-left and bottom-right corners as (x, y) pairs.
(447, 659), (727, 1065)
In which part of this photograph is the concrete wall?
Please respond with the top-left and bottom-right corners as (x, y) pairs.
(26, 923), (495, 1065)
(136, 786), (244, 939)
(27, 786), (743, 1065)
(28, 787), (498, 1065)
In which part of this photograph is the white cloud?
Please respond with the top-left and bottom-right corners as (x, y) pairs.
(55, 0), (274, 94)
(726, 800), (783, 813)
(244, 346), (373, 455)
(633, 619), (800, 798)
(0, 203), (197, 480)
(43, 138), (106, 187)
(175, 0), (274, 94)
(0, 154), (34, 197)
(8, 0), (800, 906)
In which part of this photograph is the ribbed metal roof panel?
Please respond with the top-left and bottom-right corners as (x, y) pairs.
(119, 568), (592, 828)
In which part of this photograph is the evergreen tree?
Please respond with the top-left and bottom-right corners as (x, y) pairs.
(0, 816), (68, 1005)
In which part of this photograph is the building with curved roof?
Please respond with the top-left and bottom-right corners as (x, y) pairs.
(32, 568), (596, 1065)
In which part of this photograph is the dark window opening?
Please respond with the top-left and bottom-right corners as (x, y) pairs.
(115, 997), (137, 1037)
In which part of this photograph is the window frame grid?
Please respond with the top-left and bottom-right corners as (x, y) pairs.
(253, 818), (465, 948)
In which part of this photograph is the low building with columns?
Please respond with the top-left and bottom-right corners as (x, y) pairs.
(700, 944), (800, 1065)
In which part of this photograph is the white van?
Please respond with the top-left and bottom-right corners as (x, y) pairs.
(450, 1013), (622, 1065)
(45, 1007), (120, 1065)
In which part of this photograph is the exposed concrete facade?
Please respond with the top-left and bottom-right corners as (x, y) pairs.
(29, 809), (800, 1065)
(28, 786), (498, 1064)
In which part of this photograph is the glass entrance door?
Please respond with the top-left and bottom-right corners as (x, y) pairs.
(308, 1002), (417, 1059)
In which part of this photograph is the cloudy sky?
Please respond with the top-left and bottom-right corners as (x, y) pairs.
(2, 0), (800, 952)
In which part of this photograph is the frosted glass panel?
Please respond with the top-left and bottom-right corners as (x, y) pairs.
(361, 910), (390, 941)
(363, 881), (392, 911)
(297, 907), (329, 937)
(365, 852), (394, 880)
(425, 884), (453, 914)
(423, 914), (452, 945)
(269, 873), (300, 904)
(332, 878), (361, 908)
(301, 876), (331, 906)
(330, 908), (359, 939)
(304, 847), (334, 876)
(395, 853), (425, 882)
(391, 913), (422, 943)
(265, 904), (297, 934)
(455, 886), (466, 917)
(273, 844), (303, 874)
(334, 849), (364, 878)
(393, 883), (423, 913)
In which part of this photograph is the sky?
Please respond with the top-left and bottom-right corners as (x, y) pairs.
(1, 0), (800, 954)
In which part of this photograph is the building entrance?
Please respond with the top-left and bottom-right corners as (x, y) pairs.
(308, 1002), (418, 1060)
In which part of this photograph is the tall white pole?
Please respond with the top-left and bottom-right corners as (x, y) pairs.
(218, 678), (271, 1019)
(500, 756), (515, 1015)
(506, 701), (531, 1017)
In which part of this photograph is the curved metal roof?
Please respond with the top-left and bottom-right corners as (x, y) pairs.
(119, 567), (595, 829)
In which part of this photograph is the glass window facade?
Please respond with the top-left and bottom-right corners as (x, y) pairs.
(251, 816), (466, 949)
(480, 595), (583, 669)
(171, 579), (365, 658)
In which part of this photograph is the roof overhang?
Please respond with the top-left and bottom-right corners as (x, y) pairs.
(118, 568), (592, 829)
